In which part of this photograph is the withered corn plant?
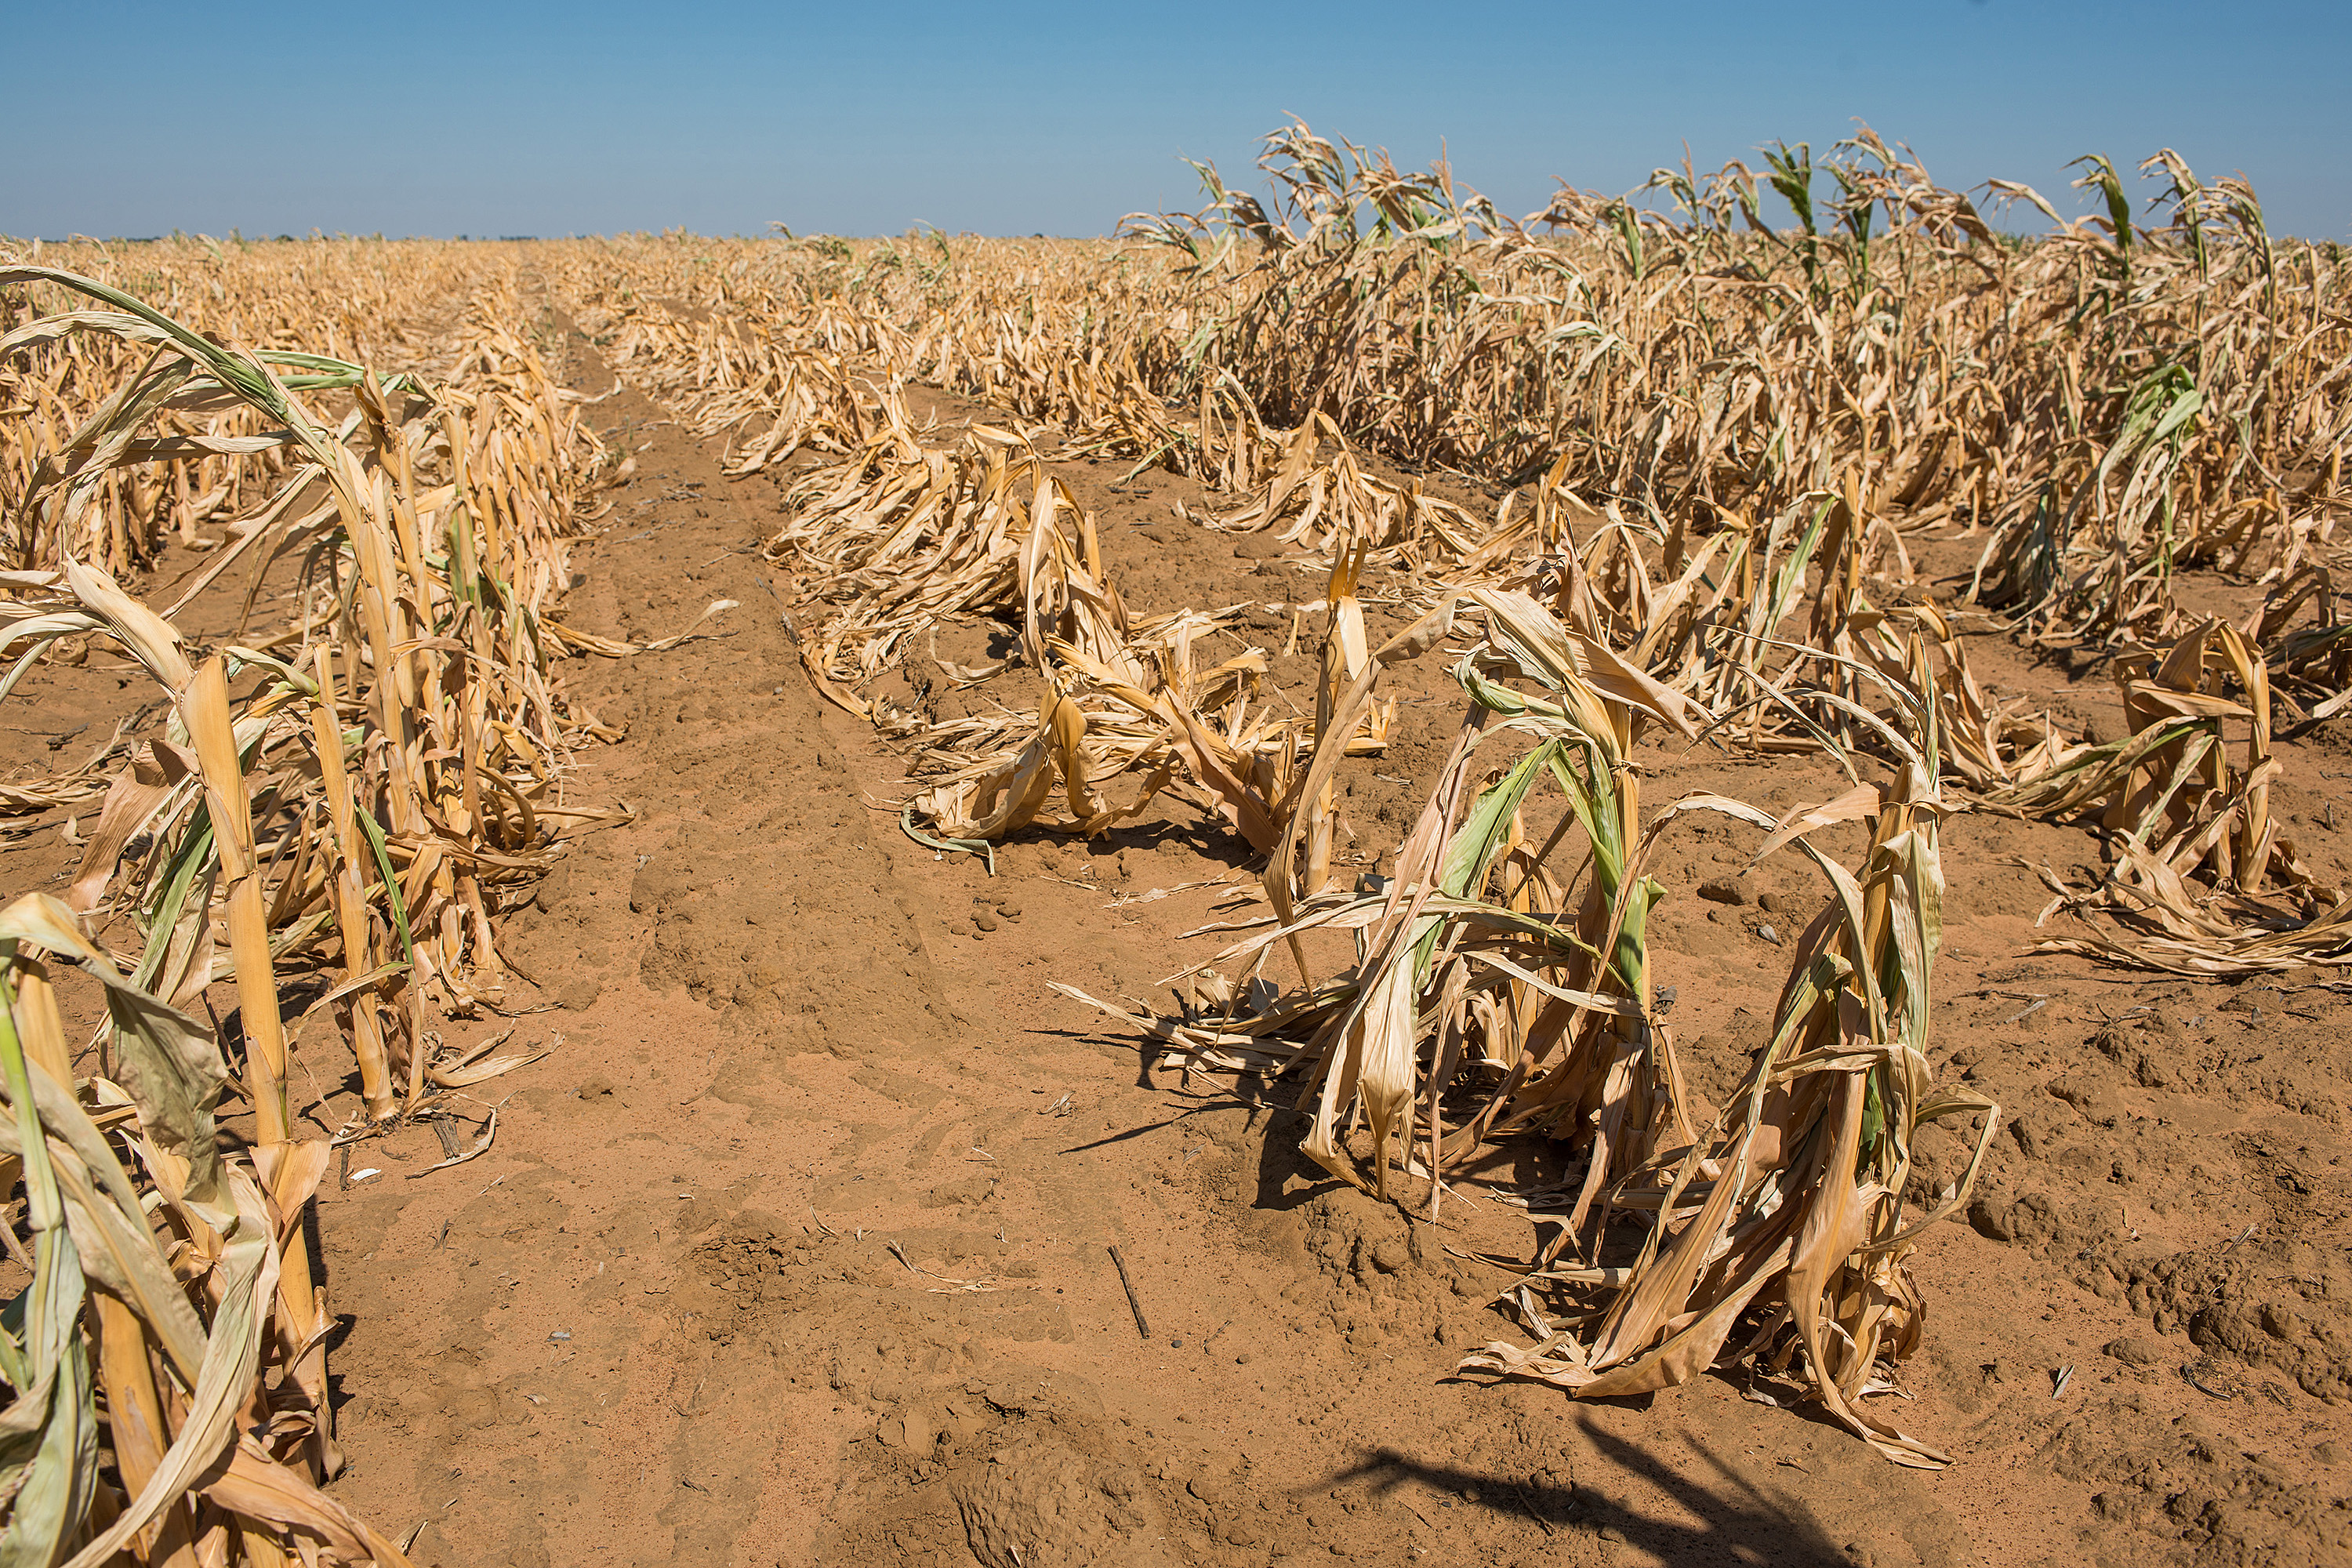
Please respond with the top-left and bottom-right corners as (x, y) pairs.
(0, 253), (622, 1560)
(1065, 592), (1998, 1465)
(549, 125), (2348, 695)
(1994, 615), (2351, 972)
(0, 887), (414, 1566)
(0, 888), (419, 1561)
(144, 134), (2322, 1472)
(2, 263), (618, 1082)
(1456, 747), (1998, 1469)
(891, 474), (1390, 860)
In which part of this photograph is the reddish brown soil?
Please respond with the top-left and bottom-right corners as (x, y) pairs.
(10, 303), (2351, 1568)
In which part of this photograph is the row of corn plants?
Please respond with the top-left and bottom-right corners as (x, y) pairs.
(0, 241), (616, 1563)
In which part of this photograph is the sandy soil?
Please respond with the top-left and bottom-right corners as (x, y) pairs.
(9, 292), (2350, 1568)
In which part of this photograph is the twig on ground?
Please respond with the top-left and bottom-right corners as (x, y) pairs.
(1108, 1244), (1152, 1338)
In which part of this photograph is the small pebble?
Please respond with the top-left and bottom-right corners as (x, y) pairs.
(973, 913), (1000, 931)
(1170, 1338), (1183, 1349)
(1758, 924), (1780, 945)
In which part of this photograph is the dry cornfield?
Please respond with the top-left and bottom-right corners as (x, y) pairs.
(2, 121), (2350, 1564)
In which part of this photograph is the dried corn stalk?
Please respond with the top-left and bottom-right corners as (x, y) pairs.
(1174, 412), (1494, 570)
(768, 423), (1390, 859)
(1065, 594), (1997, 1466)
(2, 266), (619, 1109)
(1995, 616), (2347, 973)
(1459, 757), (1997, 1469)
(0, 892), (412, 1567)
(0, 244), (627, 1568)
(548, 128), (2349, 702)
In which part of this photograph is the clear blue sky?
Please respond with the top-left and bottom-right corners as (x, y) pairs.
(8, 1), (2348, 241)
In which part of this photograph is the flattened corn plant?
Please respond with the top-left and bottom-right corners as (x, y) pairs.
(1994, 614), (2351, 973)
(891, 482), (1389, 863)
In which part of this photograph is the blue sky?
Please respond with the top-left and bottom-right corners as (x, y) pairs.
(7, 1), (2348, 240)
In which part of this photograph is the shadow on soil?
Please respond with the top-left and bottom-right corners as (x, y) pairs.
(1331, 1417), (1852, 1566)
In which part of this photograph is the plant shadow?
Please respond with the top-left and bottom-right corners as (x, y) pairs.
(1325, 1413), (1853, 1567)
